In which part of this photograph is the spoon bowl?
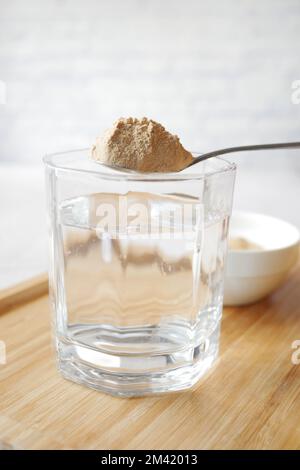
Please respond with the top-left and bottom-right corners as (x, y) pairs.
(94, 142), (300, 173)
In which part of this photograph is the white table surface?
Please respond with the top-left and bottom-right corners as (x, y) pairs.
(0, 165), (47, 289)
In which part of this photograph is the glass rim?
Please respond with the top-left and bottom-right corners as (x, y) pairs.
(43, 148), (236, 182)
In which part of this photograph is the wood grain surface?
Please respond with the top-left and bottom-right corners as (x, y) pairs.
(0, 268), (299, 450)
(0, 274), (48, 314)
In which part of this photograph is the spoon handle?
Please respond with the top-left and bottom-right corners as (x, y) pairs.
(190, 142), (300, 166)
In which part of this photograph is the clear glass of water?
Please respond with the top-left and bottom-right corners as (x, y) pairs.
(44, 150), (236, 396)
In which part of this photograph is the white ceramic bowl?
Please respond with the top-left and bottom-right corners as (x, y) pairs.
(224, 211), (300, 306)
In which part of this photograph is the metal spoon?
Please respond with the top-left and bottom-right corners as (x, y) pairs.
(186, 141), (300, 168)
(94, 141), (300, 173)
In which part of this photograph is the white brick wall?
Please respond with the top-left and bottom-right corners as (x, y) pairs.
(0, 0), (299, 165)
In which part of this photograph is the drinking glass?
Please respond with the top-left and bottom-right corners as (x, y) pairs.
(44, 150), (236, 396)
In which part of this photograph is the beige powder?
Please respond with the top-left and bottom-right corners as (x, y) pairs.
(229, 237), (262, 251)
(91, 117), (193, 172)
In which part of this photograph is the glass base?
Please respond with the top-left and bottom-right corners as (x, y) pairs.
(56, 324), (220, 397)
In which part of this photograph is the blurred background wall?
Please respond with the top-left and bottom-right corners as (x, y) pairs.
(0, 0), (299, 286)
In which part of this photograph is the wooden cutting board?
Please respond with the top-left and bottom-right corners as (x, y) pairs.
(0, 268), (300, 450)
